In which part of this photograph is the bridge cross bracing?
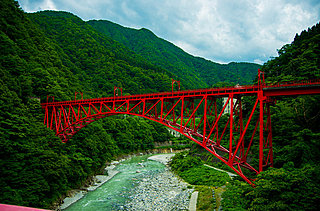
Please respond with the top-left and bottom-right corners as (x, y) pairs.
(41, 77), (320, 185)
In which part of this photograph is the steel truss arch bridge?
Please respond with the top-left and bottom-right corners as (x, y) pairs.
(41, 75), (320, 185)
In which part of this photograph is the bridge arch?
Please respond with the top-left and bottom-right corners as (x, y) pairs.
(42, 79), (320, 185)
(59, 111), (259, 184)
(43, 89), (275, 185)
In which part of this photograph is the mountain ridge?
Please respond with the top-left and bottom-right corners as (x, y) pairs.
(27, 10), (177, 97)
(88, 19), (261, 87)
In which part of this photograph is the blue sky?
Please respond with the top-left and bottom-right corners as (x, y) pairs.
(17, 0), (320, 64)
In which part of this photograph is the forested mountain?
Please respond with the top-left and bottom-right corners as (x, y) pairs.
(88, 20), (260, 87)
(263, 23), (320, 81)
(0, 0), (173, 208)
(27, 11), (177, 98)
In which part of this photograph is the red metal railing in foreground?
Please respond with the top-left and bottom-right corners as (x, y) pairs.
(0, 204), (51, 211)
(41, 73), (320, 185)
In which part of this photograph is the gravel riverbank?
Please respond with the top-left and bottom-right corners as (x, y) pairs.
(124, 154), (194, 210)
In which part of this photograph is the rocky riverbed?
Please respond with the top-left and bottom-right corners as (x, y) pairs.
(124, 154), (194, 210)
(62, 153), (194, 211)
(124, 170), (193, 210)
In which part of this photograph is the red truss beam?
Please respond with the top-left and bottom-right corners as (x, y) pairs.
(42, 78), (320, 185)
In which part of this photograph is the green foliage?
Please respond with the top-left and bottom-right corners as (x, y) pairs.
(196, 186), (217, 211)
(221, 166), (320, 211)
(271, 99), (320, 168)
(262, 22), (320, 81)
(101, 117), (171, 153)
(180, 165), (231, 187)
(171, 151), (202, 173)
(171, 152), (231, 187)
(221, 180), (252, 211)
(245, 165), (320, 210)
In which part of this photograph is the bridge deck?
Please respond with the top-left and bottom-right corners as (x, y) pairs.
(41, 79), (320, 108)
(263, 84), (320, 96)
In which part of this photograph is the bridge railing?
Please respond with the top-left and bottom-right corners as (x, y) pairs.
(263, 78), (320, 89)
(41, 85), (261, 107)
(41, 78), (320, 107)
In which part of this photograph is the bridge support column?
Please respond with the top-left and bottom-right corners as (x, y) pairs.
(202, 96), (207, 145)
(258, 91), (273, 173)
(228, 94), (233, 163)
(259, 92), (264, 173)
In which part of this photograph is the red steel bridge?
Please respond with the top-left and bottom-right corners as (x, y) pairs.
(41, 71), (320, 185)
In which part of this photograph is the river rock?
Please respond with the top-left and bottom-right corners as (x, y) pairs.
(125, 167), (193, 210)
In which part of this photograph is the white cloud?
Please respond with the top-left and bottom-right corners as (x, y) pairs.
(253, 59), (264, 65)
(43, 0), (56, 10)
(19, 0), (57, 12)
(17, 0), (320, 64)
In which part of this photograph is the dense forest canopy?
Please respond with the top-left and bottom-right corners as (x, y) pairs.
(27, 10), (178, 99)
(0, 0), (319, 210)
(0, 0), (174, 208)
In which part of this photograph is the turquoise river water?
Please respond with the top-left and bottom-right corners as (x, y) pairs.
(65, 155), (166, 210)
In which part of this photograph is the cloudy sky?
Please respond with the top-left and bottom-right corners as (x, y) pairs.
(17, 0), (320, 64)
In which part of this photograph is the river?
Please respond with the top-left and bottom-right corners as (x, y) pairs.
(64, 154), (192, 210)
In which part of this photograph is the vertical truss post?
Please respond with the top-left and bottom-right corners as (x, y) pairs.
(259, 91), (265, 173)
(203, 96), (207, 145)
(214, 98), (218, 142)
(126, 100), (130, 113)
(180, 97), (184, 131)
(229, 94), (234, 163)
(142, 99), (146, 115)
(160, 98), (164, 120)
